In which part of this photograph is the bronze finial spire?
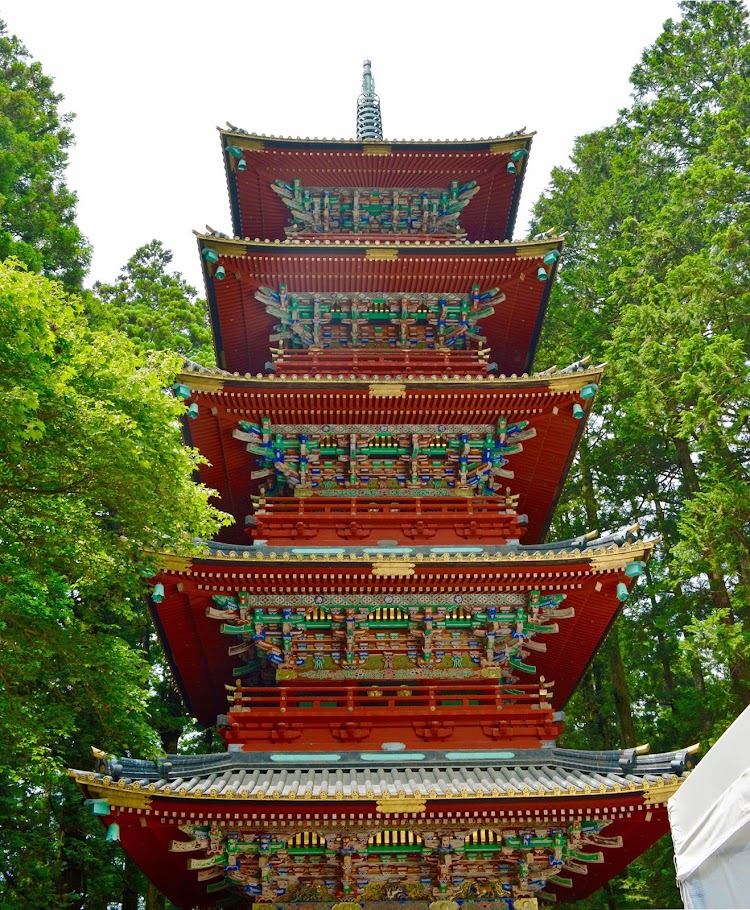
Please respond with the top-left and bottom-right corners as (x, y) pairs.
(356, 59), (383, 140)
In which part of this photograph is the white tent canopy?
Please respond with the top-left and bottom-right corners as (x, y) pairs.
(668, 704), (750, 909)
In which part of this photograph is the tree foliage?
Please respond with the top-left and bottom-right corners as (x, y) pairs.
(0, 21), (90, 288)
(0, 260), (227, 908)
(532, 2), (750, 906)
(90, 240), (215, 365)
(2, 3), (749, 908)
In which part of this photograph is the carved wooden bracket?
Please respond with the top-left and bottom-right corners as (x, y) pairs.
(269, 723), (302, 743)
(401, 522), (437, 540)
(414, 720), (454, 741)
(336, 522), (371, 540)
(330, 722), (372, 743)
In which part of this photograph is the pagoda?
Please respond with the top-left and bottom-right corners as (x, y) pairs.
(71, 63), (693, 909)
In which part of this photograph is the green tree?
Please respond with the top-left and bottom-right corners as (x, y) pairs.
(533, 2), (750, 907)
(90, 240), (215, 364)
(0, 260), (228, 908)
(0, 21), (90, 288)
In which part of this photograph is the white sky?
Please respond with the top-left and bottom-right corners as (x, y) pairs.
(3, 0), (683, 293)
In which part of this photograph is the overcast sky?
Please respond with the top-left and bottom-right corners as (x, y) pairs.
(3, 0), (683, 292)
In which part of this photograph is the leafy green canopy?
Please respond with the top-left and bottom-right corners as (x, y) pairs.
(0, 21), (90, 289)
(90, 240), (215, 365)
(0, 259), (227, 771)
(532, 3), (750, 907)
(0, 260), (229, 910)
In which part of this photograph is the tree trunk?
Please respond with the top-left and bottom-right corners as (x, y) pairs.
(146, 879), (168, 910)
(643, 563), (677, 710)
(56, 793), (88, 910)
(580, 435), (636, 745)
(122, 853), (140, 910)
(591, 653), (616, 749)
(605, 629), (638, 747)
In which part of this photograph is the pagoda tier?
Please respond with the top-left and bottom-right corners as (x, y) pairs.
(248, 495), (527, 547)
(197, 237), (562, 377)
(220, 131), (533, 245)
(219, 681), (563, 751)
(70, 744), (693, 909)
(178, 363), (601, 545)
(150, 531), (653, 727)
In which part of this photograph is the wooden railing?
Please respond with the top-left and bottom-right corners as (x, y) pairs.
(254, 495), (519, 517)
(226, 682), (551, 714)
(272, 349), (488, 374)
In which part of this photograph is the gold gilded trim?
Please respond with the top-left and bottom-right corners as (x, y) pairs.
(368, 382), (406, 397)
(589, 542), (657, 572)
(362, 144), (392, 155)
(365, 248), (399, 261)
(376, 797), (426, 814)
(232, 139), (265, 152)
(76, 780), (152, 810)
(155, 554), (193, 572)
(181, 375), (225, 393)
(70, 770), (672, 805)
(489, 142), (526, 155)
(643, 776), (685, 806)
(371, 561), (415, 578)
(193, 232), (559, 257)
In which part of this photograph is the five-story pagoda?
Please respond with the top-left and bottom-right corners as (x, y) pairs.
(71, 63), (692, 910)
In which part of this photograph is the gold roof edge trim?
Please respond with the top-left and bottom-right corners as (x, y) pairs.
(177, 364), (606, 392)
(68, 769), (676, 807)
(154, 537), (659, 570)
(194, 233), (564, 257)
(642, 774), (687, 807)
(219, 129), (536, 149)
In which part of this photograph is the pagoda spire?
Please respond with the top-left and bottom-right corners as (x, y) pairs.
(356, 58), (383, 140)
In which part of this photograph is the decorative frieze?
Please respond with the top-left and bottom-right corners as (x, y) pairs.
(169, 817), (618, 904)
(209, 590), (570, 680)
(258, 285), (503, 351)
(234, 417), (535, 495)
(271, 179), (480, 237)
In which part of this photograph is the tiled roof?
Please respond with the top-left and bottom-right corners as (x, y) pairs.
(218, 131), (535, 245)
(72, 746), (692, 802)
(198, 524), (649, 561)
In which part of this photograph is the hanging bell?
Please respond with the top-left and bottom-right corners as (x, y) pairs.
(507, 161), (517, 175)
(187, 402), (199, 420)
(105, 821), (120, 842)
(616, 582), (629, 602)
(572, 403), (585, 420)
(237, 158), (247, 171)
(152, 582), (165, 603)
(214, 265), (226, 280)
(537, 267), (548, 281)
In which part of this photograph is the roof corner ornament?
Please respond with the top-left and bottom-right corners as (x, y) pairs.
(356, 59), (383, 141)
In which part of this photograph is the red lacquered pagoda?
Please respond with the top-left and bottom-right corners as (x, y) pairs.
(71, 62), (692, 910)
